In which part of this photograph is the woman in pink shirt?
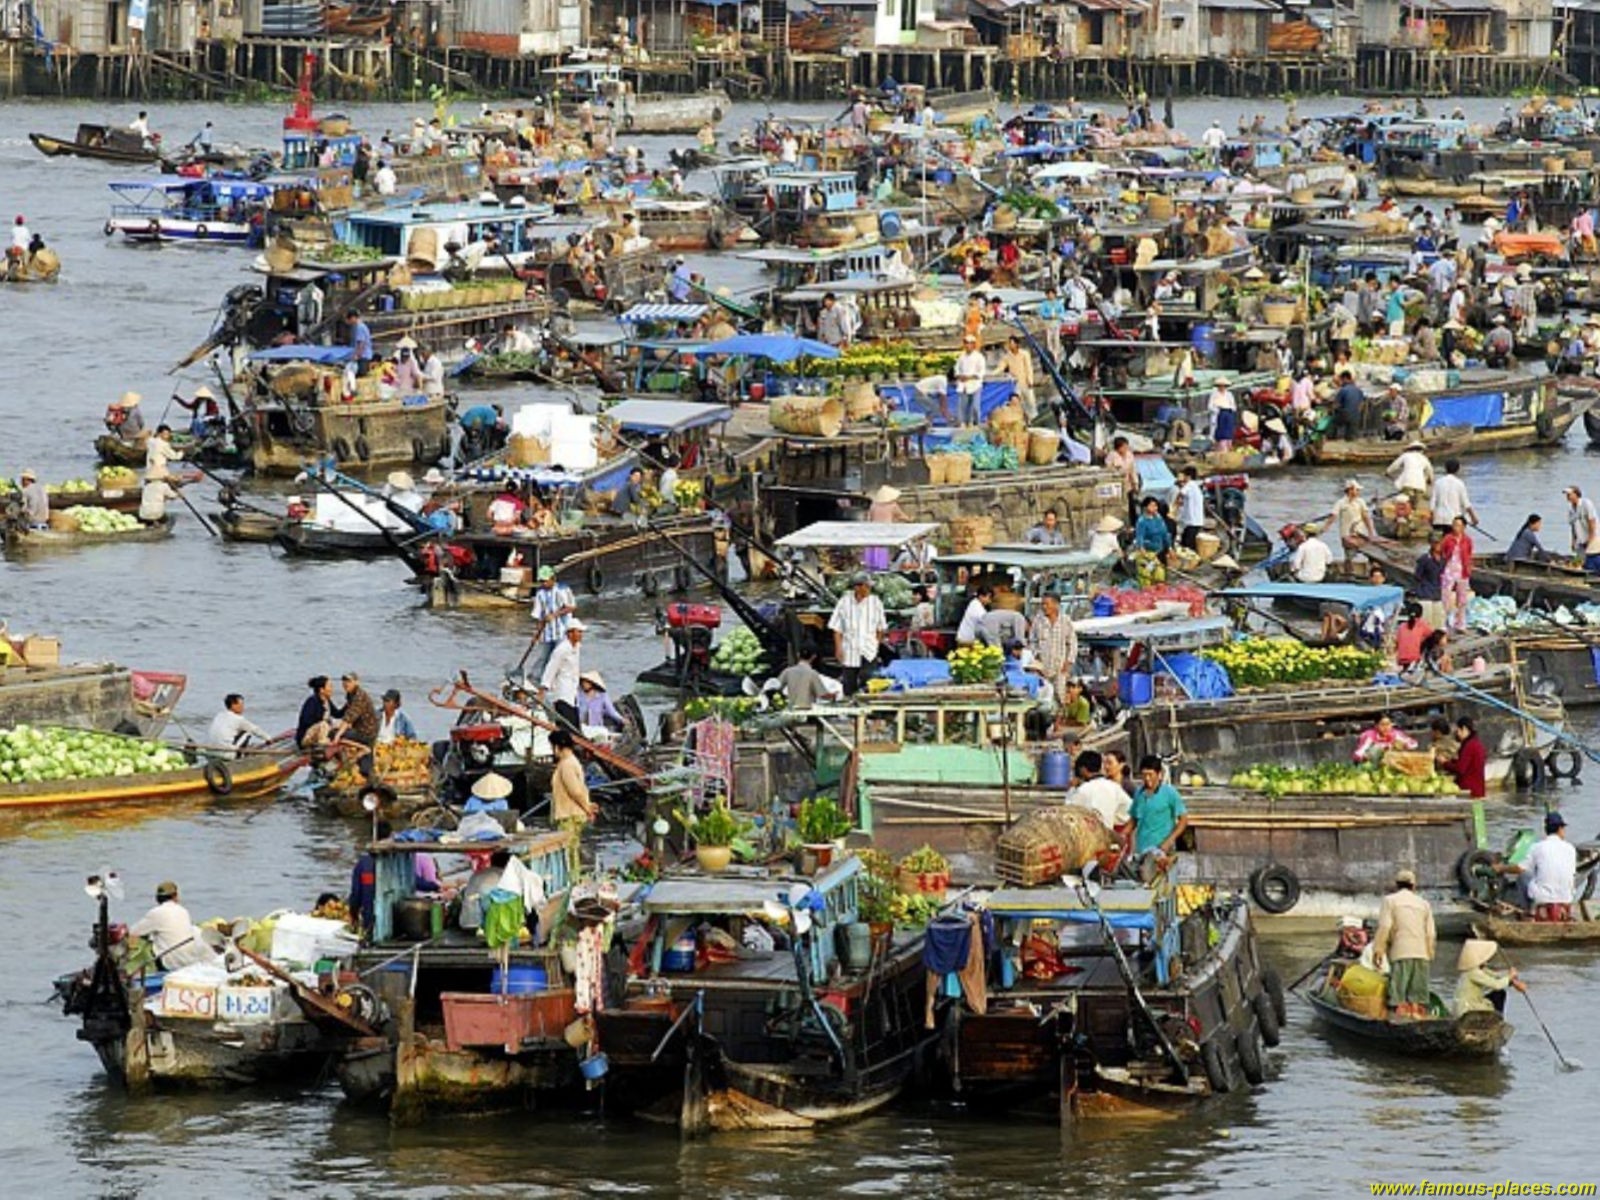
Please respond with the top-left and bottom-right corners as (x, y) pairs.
(1353, 714), (1419, 763)
(1437, 516), (1474, 634)
(1394, 603), (1434, 667)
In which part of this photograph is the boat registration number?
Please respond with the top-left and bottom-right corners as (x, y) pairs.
(219, 986), (276, 1024)
(161, 982), (218, 1019)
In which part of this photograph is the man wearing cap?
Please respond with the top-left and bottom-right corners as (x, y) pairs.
(529, 567), (577, 678)
(1332, 479), (1375, 558)
(1372, 868), (1436, 1020)
(333, 672), (380, 783)
(1502, 811), (1579, 922)
(129, 881), (217, 970)
(1386, 440), (1434, 507)
(18, 469), (48, 530)
(539, 620), (585, 728)
(1452, 939), (1525, 1019)
(954, 335), (987, 427)
(828, 573), (886, 696)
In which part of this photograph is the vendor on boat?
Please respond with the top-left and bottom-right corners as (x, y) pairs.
(829, 573), (886, 696)
(1026, 508), (1066, 547)
(1353, 714), (1418, 764)
(1565, 485), (1600, 572)
(1066, 749), (1130, 831)
(391, 336), (424, 392)
(173, 386), (222, 440)
(333, 672), (380, 784)
(1332, 479), (1376, 558)
(539, 618), (586, 728)
(376, 689), (417, 744)
(1372, 867), (1436, 1020)
(1437, 715), (1486, 798)
(129, 880), (217, 971)
(207, 693), (269, 755)
(137, 476), (179, 525)
(1286, 523), (1332, 584)
(17, 469), (48, 530)
(955, 585), (991, 647)
(1088, 515), (1123, 560)
(1452, 939), (1525, 1019)
(1394, 603), (1433, 670)
(297, 675), (334, 748)
(1498, 810), (1577, 920)
(1386, 441), (1433, 507)
(1128, 755), (1188, 865)
(144, 424), (183, 481)
(106, 392), (145, 443)
(1507, 514), (1555, 564)
(576, 671), (625, 732)
(1133, 496), (1174, 564)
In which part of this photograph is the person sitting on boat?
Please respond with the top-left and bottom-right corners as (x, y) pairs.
(129, 880), (217, 971)
(1507, 513), (1555, 564)
(1483, 314), (1516, 371)
(297, 676), (334, 750)
(137, 476), (179, 525)
(1386, 441), (1433, 508)
(332, 673), (380, 786)
(390, 338), (424, 394)
(172, 386), (221, 441)
(106, 391), (145, 443)
(1452, 939), (1525, 1019)
(17, 469), (48, 530)
(376, 689), (417, 745)
(1393, 603), (1433, 670)
(1372, 867), (1436, 1020)
(208, 693), (270, 756)
(1133, 496), (1174, 565)
(523, 496), (558, 534)
(1333, 479), (1376, 559)
(1353, 714), (1418, 764)
(1128, 755), (1188, 867)
(1087, 515), (1123, 561)
(1499, 810), (1578, 919)
(1026, 509), (1067, 547)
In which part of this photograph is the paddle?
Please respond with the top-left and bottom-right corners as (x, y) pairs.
(1498, 945), (1583, 1071)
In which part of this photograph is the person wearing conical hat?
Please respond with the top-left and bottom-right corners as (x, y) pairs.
(1451, 938), (1525, 1018)
(863, 484), (909, 571)
(107, 390), (146, 443)
(174, 384), (221, 439)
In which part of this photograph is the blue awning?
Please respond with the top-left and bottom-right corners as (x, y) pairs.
(248, 344), (355, 364)
(1217, 581), (1405, 612)
(689, 333), (841, 362)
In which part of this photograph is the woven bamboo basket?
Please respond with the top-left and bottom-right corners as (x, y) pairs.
(926, 454), (949, 486)
(769, 395), (843, 438)
(1026, 428), (1060, 465)
(948, 514), (994, 554)
(996, 808), (1111, 886)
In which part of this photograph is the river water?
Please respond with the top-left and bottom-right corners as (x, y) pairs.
(2, 94), (1599, 1196)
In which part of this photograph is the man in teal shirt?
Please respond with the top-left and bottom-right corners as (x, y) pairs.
(1129, 754), (1189, 857)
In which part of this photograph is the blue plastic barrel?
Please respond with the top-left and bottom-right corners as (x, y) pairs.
(1038, 749), (1073, 789)
(1092, 594), (1116, 618)
(663, 934), (697, 972)
(1191, 323), (1217, 358)
(879, 210), (905, 239)
(934, 168), (955, 185)
(491, 965), (549, 994)
(1119, 670), (1154, 706)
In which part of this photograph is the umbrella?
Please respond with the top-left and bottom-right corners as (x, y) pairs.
(689, 333), (841, 362)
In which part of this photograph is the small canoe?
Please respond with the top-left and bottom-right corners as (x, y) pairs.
(1472, 916), (1600, 946)
(0, 752), (296, 810)
(29, 125), (163, 165)
(5, 515), (174, 553)
(1306, 983), (1511, 1057)
(217, 508), (285, 544)
(93, 434), (247, 471)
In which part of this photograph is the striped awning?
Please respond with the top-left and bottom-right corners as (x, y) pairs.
(618, 303), (707, 324)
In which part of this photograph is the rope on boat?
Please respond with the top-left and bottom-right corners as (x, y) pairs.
(1421, 663), (1600, 765)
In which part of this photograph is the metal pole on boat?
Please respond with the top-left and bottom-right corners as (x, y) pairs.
(995, 681), (1013, 825)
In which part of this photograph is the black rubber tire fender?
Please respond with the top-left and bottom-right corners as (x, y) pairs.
(1262, 966), (1287, 1027)
(354, 435), (372, 462)
(331, 436), (354, 462)
(412, 436), (430, 463)
(1169, 417), (1194, 446)
(585, 564), (604, 594)
(1253, 990), (1281, 1048)
(1200, 1036), (1238, 1094)
(1248, 863), (1301, 915)
(195, 224), (209, 240)
(1457, 848), (1501, 900)
(1235, 1023), (1266, 1085)
(103, 220), (115, 237)
(1546, 747), (1583, 780)
(1511, 747), (1546, 791)
(203, 759), (234, 797)
(639, 571), (660, 598)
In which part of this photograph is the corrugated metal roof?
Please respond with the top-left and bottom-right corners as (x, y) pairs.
(1072, 0), (1149, 12)
(1200, 0), (1279, 10)
(1401, 0), (1496, 11)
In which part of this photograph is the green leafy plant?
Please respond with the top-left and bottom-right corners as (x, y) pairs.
(797, 795), (853, 844)
(676, 795), (750, 848)
(899, 844), (949, 875)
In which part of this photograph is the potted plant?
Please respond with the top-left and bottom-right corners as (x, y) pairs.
(677, 796), (748, 873)
(796, 795), (854, 869)
(856, 848), (899, 949)
(898, 844), (950, 899)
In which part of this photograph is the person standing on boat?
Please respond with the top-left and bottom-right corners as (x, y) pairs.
(1029, 593), (1077, 703)
(1331, 370), (1365, 441)
(1436, 516), (1474, 634)
(1386, 441), (1433, 508)
(1452, 939), (1525, 1019)
(1174, 466), (1206, 552)
(391, 337), (424, 393)
(1564, 485), (1600, 572)
(346, 311), (374, 367)
(137, 476), (179, 525)
(529, 566), (577, 679)
(144, 424), (183, 482)
(954, 335), (987, 427)
(1428, 459), (1476, 536)
(1128, 755), (1188, 863)
(1205, 377), (1237, 452)
(1133, 496), (1174, 564)
(1332, 479), (1376, 559)
(829, 573), (886, 696)
(1371, 868), (1435, 1020)
(129, 881), (217, 971)
(539, 619), (586, 729)
(1066, 750), (1130, 831)
(17, 469), (48, 530)
(333, 673), (380, 784)
(999, 336), (1036, 421)
(549, 729), (598, 849)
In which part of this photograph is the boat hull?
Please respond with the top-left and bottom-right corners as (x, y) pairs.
(109, 216), (254, 246)
(0, 754), (290, 810)
(30, 131), (161, 164)
(1472, 915), (1600, 945)
(94, 1011), (344, 1087)
(1307, 981), (1511, 1057)
(0, 664), (183, 739)
(248, 397), (449, 477)
(5, 516), (175, 553)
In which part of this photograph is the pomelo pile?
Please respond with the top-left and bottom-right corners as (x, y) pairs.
(64, 506), (142, 534)
(0, 725), (189, 785)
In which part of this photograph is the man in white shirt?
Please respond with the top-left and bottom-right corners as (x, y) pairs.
(145, 424), (184, 480)
(129, 881), (217, 970)
(956, 586), (991, 645)
(1201, 120), (1226, 164)
(208, 693), (270, 756)
(138, 477), (180, 524)
(373, 160), (398, 196)
(1386, 441), (1434, 504)
(954, 335), (987, 426)
(129, 110), (151, 139)
(1512, 811), (1579, 921)
(1428, 458), (1476, 535)
(1289, 527), (1332, 584)
(539, 619), (585, 728)
(1175, 466), (1206, 551)
(827, 573), (886, 695)
(1066, 750), (1132, 830)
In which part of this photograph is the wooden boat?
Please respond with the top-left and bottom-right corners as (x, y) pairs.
(93, 433), (246, 471)
(1362, 540), (1598, 610)
(0, 749), (294, 810)
(0, 662), (185, 738)
(1583, 406), (1600, 445)
(1306, 960), (1511, 1056)
(4, 515), (176, 554)
(216, 507), (284, 544)
(947, 888), (1280, 1117)
(594, 860), (934, 1134)
(30, 124), (163, 165)
(1472, 914), (1600, 945)
(3, 248), (61, 283)
(242, 385), (450, 478)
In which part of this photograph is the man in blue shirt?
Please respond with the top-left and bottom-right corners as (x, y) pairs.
(1129, 755), (1188, 857)
(668, 256), (693, 303)
(346, 311), (374, 365)
(1332, 369), (1365, 441)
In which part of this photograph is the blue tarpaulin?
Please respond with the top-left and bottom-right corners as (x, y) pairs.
(882, 378), (1018, 425)
(248, 344), (354, 364)
(881, 660), (952, 690)
(1152, 651), (1234, 700)
(1424, 391), (1504, 430)
(689, 333), (840, 362)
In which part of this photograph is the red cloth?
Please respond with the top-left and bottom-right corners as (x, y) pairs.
(1438, 531), (1474, 577)
(1534, 903), (1573, 923)
(1451, 734), (1487, 798)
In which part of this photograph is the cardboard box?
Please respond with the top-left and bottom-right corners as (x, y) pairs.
(22, 636), (60, 667)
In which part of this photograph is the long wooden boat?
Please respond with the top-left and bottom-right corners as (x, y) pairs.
(93, 433), (246, 471)
(1305, 392), (1583, 466)
(4, 515), (175, 554)
(594, 860), (933, 1134)
(1306, 961), (1511, 1057)
(30, 124), (163, 165)
(0, 663), (185, 738)
(1472, 914), (1600, 945)
(0, 750), (294, 810)
(216, 508), (284, 544)
(1362, 541), (1598, 610)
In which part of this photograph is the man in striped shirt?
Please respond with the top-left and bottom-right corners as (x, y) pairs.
(828, 573), (886, 696)
(1028, 593), (1078, 704)
(529, 566), (577, 679)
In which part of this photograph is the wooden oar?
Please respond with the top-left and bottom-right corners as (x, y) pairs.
(1501, 946), (1583, 1072)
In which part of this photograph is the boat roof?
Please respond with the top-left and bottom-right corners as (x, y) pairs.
(935, 545), (1109, 571)
(601, 398), (732, 434)
(1217, 581), (1405, 612)
(348, 200), (561, 228)
(781, 279), (914, 301)
(742, 244), (889, 265)
(764, 171), (857, 185)
(109, 177), (272, 199)
(777, 520), (941, 549)
(642, 859), (860, 914)
(249, 344), (354, 364)
(617, 302), (707, 324)
(1078, 615), (1233, 648)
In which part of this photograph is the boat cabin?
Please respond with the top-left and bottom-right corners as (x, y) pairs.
(107, 177), (273, 246)
(765, 171), (861, 216)
(344, 199), (564, 271)
(931, 545), (1111, 624)
(282, 131), (363, 172)
(777, 279), (925, 341)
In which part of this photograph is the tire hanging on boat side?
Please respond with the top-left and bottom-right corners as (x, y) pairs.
(1248, 863), (1301, 915)
(1262, 967), (1287, 1026)
(203, 759), (234, 796)
(1545, 747), (1582, 780)
(1253, 991), (1281, 1048)
(331, 436), (353, 462)
(354, 435), (372, 462)
(1235, 1022), (1266, 1085)
(586, 564), (604, 594)
(1200, 1037), (1237, 1094)
(1511, 748), (1545, 791)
